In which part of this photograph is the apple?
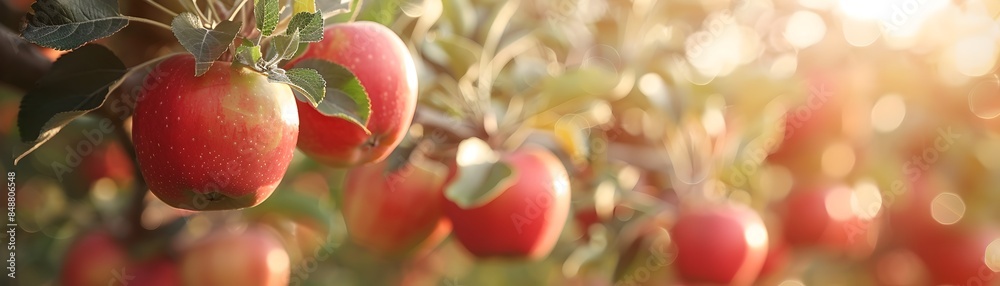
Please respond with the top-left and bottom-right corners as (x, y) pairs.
(780, 185), (879, 258)
(180, 226), (291, 286)
(670, 203), (768, 285)
(130, 258), (181, 286)
(80, 141), (134, 188)
(60, 230), (128, 286)
(343, 157), (453, 257)
(443, 147), (571, 259)
(132, 54), (298, 210)
(286, 21), (418, 167)
(912, 227), (999, 285)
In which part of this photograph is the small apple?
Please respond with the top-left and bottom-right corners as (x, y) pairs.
(60, 230), (128, 286)
(287, 21), (417, 167)
(343, 155), (453, 257)
(132, 54), (298, 210)
(180, 226), (291, 286)
(444, 147), (571, 259)
(80, 141), (134, 188)
(670, 203), (768, 285)
(912, 227), (999, 285)
(780, 185), (879, 258)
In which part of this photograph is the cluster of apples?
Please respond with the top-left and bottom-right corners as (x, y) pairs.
(129, 20), (572, 264)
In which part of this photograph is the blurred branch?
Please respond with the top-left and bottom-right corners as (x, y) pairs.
(412, 106), (482, 141)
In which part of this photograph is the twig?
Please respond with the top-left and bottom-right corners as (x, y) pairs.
(349, 0), (365, 22)
(143, 0), (179, 17)
(192, 0), (210, 24)
(228, 0), (250, 21)
(125, 16), (174, 31)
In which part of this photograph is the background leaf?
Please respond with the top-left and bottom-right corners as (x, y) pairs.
(293, 59), (371, 126)
(14, 44), (126, 164)
(171, 13), (242, 76)
(444, 138), (517, 209)
(21, 0), (128, 50)
(255, 0), (280, 36)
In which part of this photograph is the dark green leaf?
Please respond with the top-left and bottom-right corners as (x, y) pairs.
(171, 13), (242, 76)
(271, 30), (301, 61)
(255, 0), (279, 36)
(293, 59), (371, 126)
(14, 45), (126, 165)
(287, 12), (324, 42)
(21, 0), (129, 50)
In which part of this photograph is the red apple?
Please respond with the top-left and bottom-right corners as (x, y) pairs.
(60, 230), (129, 286)
(80, 141), (134, 188)
(342, 156), (453, 257)
(130, 258), (181, 286)
(180, 226), (291, 286)
(780, 185), (880, 258)
(286, 21), (417, 167)
(444, 147), (571, 259)
(132, 54), (298, 210)
(670, 203), (768, 285)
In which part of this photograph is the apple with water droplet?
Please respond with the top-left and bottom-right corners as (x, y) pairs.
(132, 54), (299, 210)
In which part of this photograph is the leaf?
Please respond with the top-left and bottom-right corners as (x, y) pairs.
(358, 0), (402, 26)
(255, 0), (279, 36)
(444, 138), (517, 209)
(287, 68), (327, 106)
(271, 30), (301, 61)
(244, 190), (335, 235)
(287, 12), (324, 42)
(293, 59), (371, 126)
(234, 39), (262, 66)
(424, 36), (482, 79)
(21, 0), (129, 50)
(14, 45), (126, 165)
(318, 0), (351, 19)
(171, 13), (242, 76)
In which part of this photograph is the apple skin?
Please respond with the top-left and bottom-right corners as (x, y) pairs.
(130, 258), (181, 286)
(286, 21), (418, 167)
(342, 158), (453, 257)
(132, 54), (299, 210)
(180, 226), (291, 286)
(670, 204), (768, 285)
(443, 147), (571, 260)
(60, 230), (128, 286)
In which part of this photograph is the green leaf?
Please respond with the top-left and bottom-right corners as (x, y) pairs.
(244, 190), (335, 235)
(293, 59), (371, 126)
(234, 39), (262, 67)
(287, 12), (324, 42)
(271, 30), (301, 61)
(358, 0), (402, 26)
(255, 0), (279, 36)
(14, 45), (126, 165)
(444, 138), (517, 209)
(424, 36), (482, 79)
(21, 0), (129, 50)
(171, 13), (242, 76)
(266, 68), (326, 107)
(287, 68), (327, 106)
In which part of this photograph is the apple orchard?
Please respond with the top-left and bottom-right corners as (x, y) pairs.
(1, 0), (1000, 285)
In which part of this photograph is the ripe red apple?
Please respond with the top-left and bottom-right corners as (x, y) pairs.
(80, 141), (134, 188)
(132, 54), (298, 210)
(443, 147), (571, 259)
(342, 157), (453, 257)
(780, 185), (879, 258)
(286, 21), (418, 167)
(180, 226), (291, 286)
(670, 203), (768, 285)
(130, 258), (181, 286)
(60, 230), (129, 286)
